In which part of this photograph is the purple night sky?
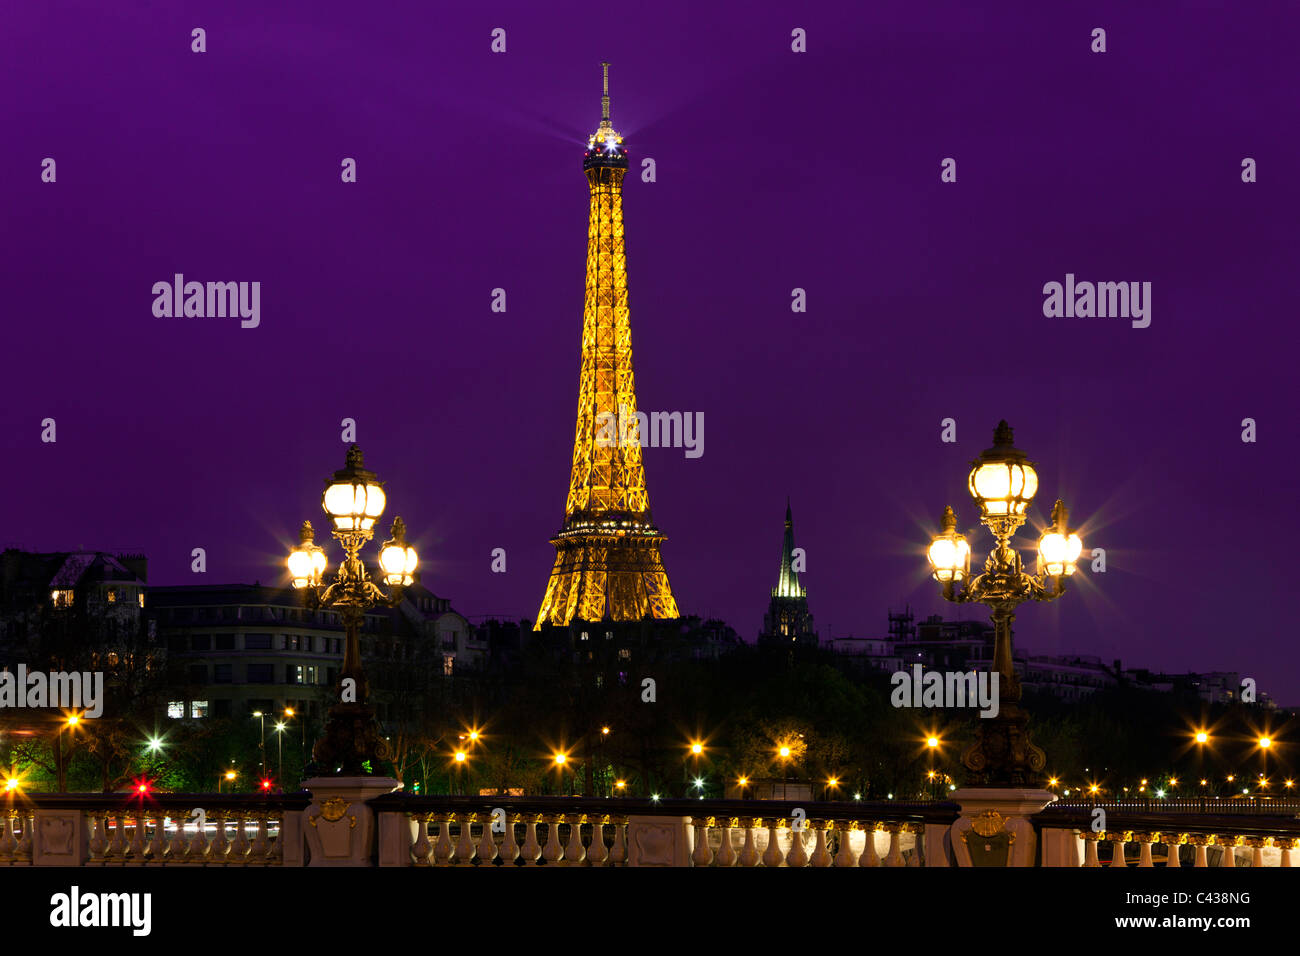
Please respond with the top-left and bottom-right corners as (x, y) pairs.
(2, 3), (1297, 698)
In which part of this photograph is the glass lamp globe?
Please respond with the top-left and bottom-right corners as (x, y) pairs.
(379, 516), (418, 587)
(927, 506), (970, 582)
(1037, 500), (1083, 576)
(968, 420), (1038, 517)
(322, 445), (386, 532)
(287, 521), (327, 588)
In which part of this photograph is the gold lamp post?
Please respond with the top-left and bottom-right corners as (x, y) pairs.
(288, 444), (419, 775)
(926, 421), (1084, 786)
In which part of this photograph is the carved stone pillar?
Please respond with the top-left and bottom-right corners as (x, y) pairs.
(949, 788), (1056, 867)
(626, 815), (693, 867)
(301, 775), (399, 867)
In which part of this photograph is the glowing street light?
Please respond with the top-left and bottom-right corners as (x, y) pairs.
(925, 422), (1084, 785)
(287, 445), (420, 774)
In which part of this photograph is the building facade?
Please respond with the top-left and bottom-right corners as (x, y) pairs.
(147, 579), (477, 725)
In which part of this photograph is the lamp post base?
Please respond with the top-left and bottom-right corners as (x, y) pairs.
(308, 701), (391, 777)
(960, 700), (1047, 788)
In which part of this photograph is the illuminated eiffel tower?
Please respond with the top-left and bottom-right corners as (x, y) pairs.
(535, 63), (679, 630)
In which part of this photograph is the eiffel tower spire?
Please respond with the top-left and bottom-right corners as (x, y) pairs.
(535, 65), (679, 629)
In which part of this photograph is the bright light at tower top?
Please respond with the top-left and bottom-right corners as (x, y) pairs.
(585, 61), (626, 163)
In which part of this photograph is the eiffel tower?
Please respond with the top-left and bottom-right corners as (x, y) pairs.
(534, 63), (679, 630)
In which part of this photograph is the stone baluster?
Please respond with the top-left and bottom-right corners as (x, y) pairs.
(144, 814), (166, 863)
(1108, 830), (1129, 869)
(860, 823), (881, 867)
(1189, 833), (1211, 868)
(833, 822), (858, 867)
(476, 813), (499, 865)
(186, 810), (210, 863)
(565, 815), (588, 865)
(104, 811), (128, 863)
(453, 813), (477, 865)
(761, 819), (784, 867)
(1220, 835), (1239, 868)
(166, 814), (189, 863)
(541, 815), (565, 865)
(249, 813), (270, 865)
(229, 812), (251, 863)
(431, 814), (453, 865)
(267, 818), (283, 864)
(1133, 832), (1155, 867)
(208, 811), (229, 865)
(715, 817), (738, 867)
(1245, 836), (1267, 869)
(884, 823), (904, 867)
(691, 818), (713, 867)
(786, 823), (809, 868)
(1278, 837), (1296, 867)
(1081, 831), (1102, 867)
(126, 811), (147, 864)
(520, 814), (543, 865)
(1162, 833), (1184, 868)
(0, 811), (16, 861)
(810, 821), (833, 867)
(14, 810), (33, 863)
(586, 815), (609, 865)
(906, 823), (921, 866)
(738, 818), (760, 867)
(609, 817), (628, 865)
(411, 814), (432, 864)
(87, 812), (109, 864)
(500, 814), (522, 866)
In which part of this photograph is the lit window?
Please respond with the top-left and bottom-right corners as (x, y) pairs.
(107, 588), (117, 604)
(167, 701), (185, 719)
(443, 655), (454, 676)
(51, 589), (75, 608)
(618, 648), (630, 660)
(138, 593), (145, 608)
(190, 701), (208, 718)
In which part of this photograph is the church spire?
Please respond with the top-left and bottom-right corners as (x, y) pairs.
(760, 499), (815, 646)
(774, 501), (805, 599)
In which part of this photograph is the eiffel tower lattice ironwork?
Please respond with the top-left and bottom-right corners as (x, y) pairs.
(535, 63), (679, 629)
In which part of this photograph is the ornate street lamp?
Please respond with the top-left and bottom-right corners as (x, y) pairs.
(288, 444), (418, 775)
(926, 421), (1085, 786)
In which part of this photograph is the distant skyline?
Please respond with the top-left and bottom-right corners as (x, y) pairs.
(3, 2), (1297, 700)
